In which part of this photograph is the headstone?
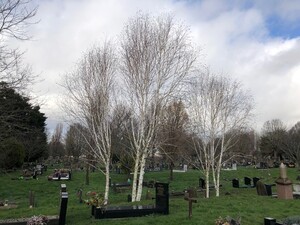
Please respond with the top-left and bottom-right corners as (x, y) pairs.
(232, 163), (237, 170)
(265, 184), (273, 196)
(155, 182), (169, 215)
(264, 217), (276, 225)
(244, 177), (251, 186)
(253, 177), (260, 187)
(232, 179), (239, 188)
(199, 178), (205, 189)
(256, 180), (268, 196)
(183, 164), (188, 172)
(59, 185), (68, 225)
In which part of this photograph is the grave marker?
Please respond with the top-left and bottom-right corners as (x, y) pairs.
(184, 188), (197, 219)
(59, 184), (68, 225)
(275, 163), (293, 199)
(183, 164), (188, 172)
(199, 178), (205, 189)
(77, 189), (83, 203)
(253, 177), (260, 187)
(244, 177), (251, 186)
(29, 190), (35, 208)
(232, 178), (239, 188)
(155, 182), (169, 215)
(256, 180), (268, 196)
(232, 163), (237, 170)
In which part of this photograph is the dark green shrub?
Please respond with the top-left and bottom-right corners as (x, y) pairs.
(0, 138), (25, 169)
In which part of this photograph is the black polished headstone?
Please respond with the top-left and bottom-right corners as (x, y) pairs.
(199, 178), (205, 189)
(265, 184), (273, 196)
(155, 182), (169, 214)
(264, 217), (276, 225)
(253, 177), (260, 187)
(232, 179), (239, 188)
(244, 177), (251, 186)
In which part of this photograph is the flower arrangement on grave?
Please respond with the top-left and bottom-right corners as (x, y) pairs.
(27, 215), (48, 225)
(84, 191), (105, 208)
(215, 216), (241, 225)
(282, 215), (300, 225)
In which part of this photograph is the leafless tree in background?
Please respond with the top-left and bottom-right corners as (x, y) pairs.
(120, 13), (197, 202)
(160, 100), (189, 181)
(260, 119), (287, 160)
(65, 123), (86, 158)
(284, 122), (300, 167)
(188, 70), (253, 197)
(48, 123), (65, 157)
(0, 0), (38, 90)
(62, 42), (117, 204)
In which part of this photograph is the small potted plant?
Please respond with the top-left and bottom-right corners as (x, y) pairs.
(84, 191), (105, 219)
(215, 216), (241, 225)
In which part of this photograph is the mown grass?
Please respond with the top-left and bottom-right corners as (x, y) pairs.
(0, 166), (299, 225)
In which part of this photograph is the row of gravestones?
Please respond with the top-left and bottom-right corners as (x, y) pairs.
(232, 177), (260, 188)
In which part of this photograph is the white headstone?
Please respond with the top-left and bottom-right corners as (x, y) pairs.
(232, 163), (237, 170)
(183, 164), (188, 172)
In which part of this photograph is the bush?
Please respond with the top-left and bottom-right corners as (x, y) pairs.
(0, 138), (25, 169)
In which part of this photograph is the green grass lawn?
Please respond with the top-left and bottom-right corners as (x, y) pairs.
(0, 166), (299, 225)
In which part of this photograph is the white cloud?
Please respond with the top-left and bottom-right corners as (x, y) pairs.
(6, 0), (300, 133)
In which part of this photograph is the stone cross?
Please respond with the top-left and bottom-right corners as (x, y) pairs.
(184, 188), (197, 219)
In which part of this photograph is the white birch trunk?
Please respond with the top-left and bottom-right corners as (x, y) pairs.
(104, 162), (110, 204)
(136, 152), (147, 201)
(131, 150), (140, 202)
(205, 167), (210, 198)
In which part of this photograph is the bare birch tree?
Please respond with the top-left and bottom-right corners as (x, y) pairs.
(188, 70), (253, 197)
(120, 13), (197, 202)
(62, 42), (116, 204)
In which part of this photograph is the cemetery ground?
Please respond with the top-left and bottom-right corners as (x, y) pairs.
(1, 166), (300, 225)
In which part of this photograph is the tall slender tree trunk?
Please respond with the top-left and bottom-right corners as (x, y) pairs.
(85, 164), (89, 185)
(104, 163), (110, 204)
(136, 153), (147, 201)
(205, 167), (210, 198)
(169, 162), (174, 181)
(131, 151), (140, 202)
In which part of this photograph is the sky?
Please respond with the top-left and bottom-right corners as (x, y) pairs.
(9, 0), (300, 134)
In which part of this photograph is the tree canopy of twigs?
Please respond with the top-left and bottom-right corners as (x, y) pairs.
(0, 0), (38, 90)
(120, 13), (197, 202)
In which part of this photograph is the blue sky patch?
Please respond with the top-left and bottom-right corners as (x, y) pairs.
(266, 15), (300, 39)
